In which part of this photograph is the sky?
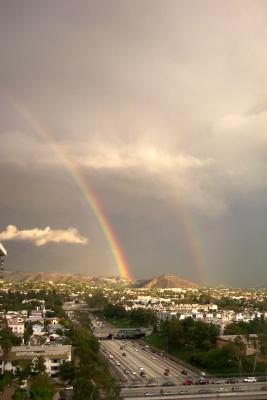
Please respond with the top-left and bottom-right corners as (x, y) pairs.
(1, 1), (267, 286)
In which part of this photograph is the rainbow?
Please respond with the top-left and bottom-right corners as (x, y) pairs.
(176, 203), (208, 286)
(13, 104), (131, 281)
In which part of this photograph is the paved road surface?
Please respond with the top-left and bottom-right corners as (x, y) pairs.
(124, 393), (267, 400)
(101, 339), (199, 386)
(100, 339), (267, 399)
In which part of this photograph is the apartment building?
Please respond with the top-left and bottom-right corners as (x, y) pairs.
(0, 345), (72, 377)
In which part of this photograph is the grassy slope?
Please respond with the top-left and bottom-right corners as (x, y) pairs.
(145, 333), (267, 376)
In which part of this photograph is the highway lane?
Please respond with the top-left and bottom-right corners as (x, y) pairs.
(102, 340), (175, 385)
(122, 382), (267, 399)
(101, 339), (199, 386)
(102, 341), (147, 385)
(121, 383), (267, 399)
(127, 342), (200, 380)
(124, 393), (267, 400)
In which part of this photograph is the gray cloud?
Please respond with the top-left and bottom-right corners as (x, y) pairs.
(1, 1), (267, 284)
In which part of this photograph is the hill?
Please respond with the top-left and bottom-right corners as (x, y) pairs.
(142, 273), (199, 289)
(1, 270), (130, 284)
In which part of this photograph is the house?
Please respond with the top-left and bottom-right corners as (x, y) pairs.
(29, 310), (43, 323)
(8, 319), (25, 336)
(32, 324), (44, 336)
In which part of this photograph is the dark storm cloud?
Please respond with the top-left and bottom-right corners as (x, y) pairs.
(1, 0), (267, 285)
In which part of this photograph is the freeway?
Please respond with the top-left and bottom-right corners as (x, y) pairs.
(101, 339), (199, 386)
(100, 339), (267, 399)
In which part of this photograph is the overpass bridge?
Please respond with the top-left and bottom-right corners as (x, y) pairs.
(94, 326), (153, 339)
(63, 302), (103, 313)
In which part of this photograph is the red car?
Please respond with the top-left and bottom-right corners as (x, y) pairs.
(183, 379), (193, 386)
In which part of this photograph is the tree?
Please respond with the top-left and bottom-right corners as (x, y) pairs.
(17, 360), (32, 381)
(12, 390), (29, 400)
(73, 377), (98, 400)
(233, 336), (247, 375)
(30, 388), (54, 400)
(260, 334), (267, 355)
(1, 337), (12, 362)
(24, 323), (33, 345)
(32, 357), (46, 375)
(86, 290), (107, 309)
(58, 361), (75, 384)
(30, 373), (54, 400)
(0, 372), (14, 392)
(0, 327), (21, 362)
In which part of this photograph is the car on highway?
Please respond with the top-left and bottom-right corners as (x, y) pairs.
(244, 376), (257, 383)
(124, 369), (130, 374)
(162, 381), (175, 387)
(146, 381), (158, 387)
(115, 361), (120, 366)
(132, 371), (137, 375)
(163, 368), (170, 376)
(144, 392), (154, 397)
(211, 379), (224, 384)
(122, 352), (126, 356)
(129, 382), (141, 388)
(109, 354), (113, 359)
(226, 378), (238, 384)
(181, 369), (188, 375)
(183, 379), (193, 385)
(195, 378), (209, 385)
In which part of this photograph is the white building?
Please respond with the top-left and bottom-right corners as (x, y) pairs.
(8, 321), (25, 336)
(0, 345), (72, 377)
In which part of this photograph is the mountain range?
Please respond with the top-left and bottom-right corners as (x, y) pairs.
(1, 270), (198, 288)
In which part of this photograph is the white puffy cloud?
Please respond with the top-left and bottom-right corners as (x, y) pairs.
(0, 225), (87, 246)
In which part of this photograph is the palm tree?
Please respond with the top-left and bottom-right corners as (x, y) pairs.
(234, 335), (246, 376)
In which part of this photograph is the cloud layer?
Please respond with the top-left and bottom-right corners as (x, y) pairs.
(0, 225), (87, 247)
(1, 1), (267, 284)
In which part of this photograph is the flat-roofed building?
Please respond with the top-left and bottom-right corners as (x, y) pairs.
(0, 345), (72, 377)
